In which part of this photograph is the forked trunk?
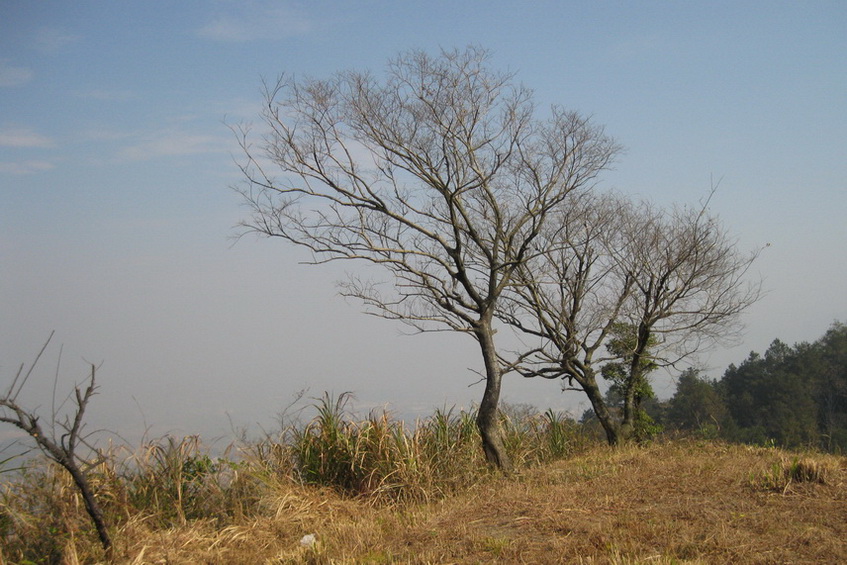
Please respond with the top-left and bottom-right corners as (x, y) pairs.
(475, 319), (512, 471)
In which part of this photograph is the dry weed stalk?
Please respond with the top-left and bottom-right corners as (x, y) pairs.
(0, 333), (112, 557)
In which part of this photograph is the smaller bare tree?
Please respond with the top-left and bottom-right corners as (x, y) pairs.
(499, 191), (635, 444)
(0, 332), (112, 556)
(501, 192), (763, 444)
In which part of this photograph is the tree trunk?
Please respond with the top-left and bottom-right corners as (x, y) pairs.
(65, 460), (113, 557)
(620, 324), (651, 443)
(620, 379), (637, 443)
(32, 432), (113, 557)
(580, 374), (621, 445)
(474, 318), (512, 471)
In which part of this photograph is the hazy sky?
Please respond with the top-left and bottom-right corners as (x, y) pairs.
(2, 1), (845, 445)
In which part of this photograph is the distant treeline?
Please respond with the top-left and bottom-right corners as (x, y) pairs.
(638, 322), (847, 452)
(582, 322), (847, 453)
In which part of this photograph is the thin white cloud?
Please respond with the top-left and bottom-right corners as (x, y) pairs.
(33, 27), (81, 54)
(0, 128), (54, 148)
(0, 160), (54, 175)
(82, 127), (133, 142)
(117, 129), (226, 161)
(0, 59), (33, 87)
(196, 18), (254, 42)
(74, 88), (136, 101)
(196, 5), (312, 42)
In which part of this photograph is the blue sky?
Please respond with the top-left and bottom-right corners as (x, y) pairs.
(2, 1), (846, 443)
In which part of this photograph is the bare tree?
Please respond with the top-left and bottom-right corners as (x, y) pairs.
(502, 192), (762, 444)
(233, 47), (619, 469)
(0, 332), (112, 556)
(499, 192), (635, 444)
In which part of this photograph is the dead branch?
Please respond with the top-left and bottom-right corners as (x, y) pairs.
(0, 336), (113, 557)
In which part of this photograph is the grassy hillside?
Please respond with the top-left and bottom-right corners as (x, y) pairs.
(2, 438), (844, 564)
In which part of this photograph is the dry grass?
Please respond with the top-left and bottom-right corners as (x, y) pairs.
(3, 431), (845, 563)
(282, 440), (843, 565)
(392, 441), (846, 564)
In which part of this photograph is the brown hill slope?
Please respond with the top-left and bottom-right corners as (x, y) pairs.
(115, 440), (845, 564)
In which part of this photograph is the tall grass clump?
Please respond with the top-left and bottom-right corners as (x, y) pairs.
(0, 437), (268, 562)
(752, 454), (839, 493)
(121, 435), (260, 526)
(1, 460), (84, 564)
(286, 395), (588, 502)
(500, 404), (592, 467)
(0, 454), (124, 564)
(416, 406), (484, 485)
(288, 394), (488, 502)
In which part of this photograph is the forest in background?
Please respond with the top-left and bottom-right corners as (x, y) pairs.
(619, 322), (847, 452)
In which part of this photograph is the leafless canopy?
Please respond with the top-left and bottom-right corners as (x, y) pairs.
(499, 191), (637, 378)
(617, 196), (763, 364)
(234, 46), (618, 333)
(233, 47), (619, 468)
(499, 190), (763, 443)
(506, 193), (762, 373)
